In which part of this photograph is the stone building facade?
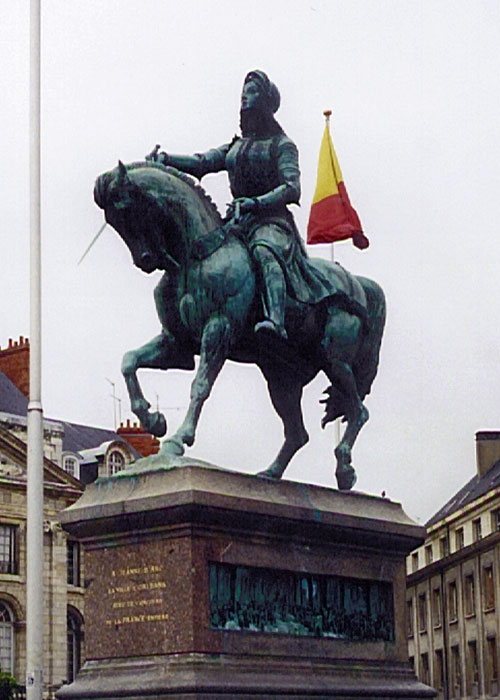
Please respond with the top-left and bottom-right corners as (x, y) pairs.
(0, 424), (84, 693)
(407, 431), (500, 699)
(0, 336), (155, 696)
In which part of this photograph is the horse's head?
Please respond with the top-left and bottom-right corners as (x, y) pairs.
(95, 161), (220, 273)
(95, 161), (175, 273)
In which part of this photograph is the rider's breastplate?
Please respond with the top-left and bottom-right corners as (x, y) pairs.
(226, 137), (281, 199)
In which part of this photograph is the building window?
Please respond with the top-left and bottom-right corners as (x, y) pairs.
(455, 527), (464, 551)
(0, 525), (17, 575)
(109, 450), (125, 476)
(425, 544), (433, 565)
(0, 601), (14, 674)
(418, 593), (427, 632)
(464, 574), (476, 617)
(63, 456), (79, 479)
(432, 587), (442, 627)
(407, 599), (414, 637)
(491, 509), (500, 532)
(440, 535), (449, 558)
(448, 581), (458, 622)
(420, 652), (430, 685)
(434, 649), (445, 692)
(487, 636), (499, 696)
(467, 640), (479, 695)
(412, 552), (419, 572)
(473, 518), (482, 542)
(67, 541), (80, 587)
(67, 610), (82, 683)
(483, 565), (495, 611)
(451, 645), (462, 698)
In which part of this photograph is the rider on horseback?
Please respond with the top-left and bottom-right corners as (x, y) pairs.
(95, 71), (384, 490)
(148, 70), (333, 342)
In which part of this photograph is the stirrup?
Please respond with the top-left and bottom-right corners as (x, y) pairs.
(254, 319), (288, 341)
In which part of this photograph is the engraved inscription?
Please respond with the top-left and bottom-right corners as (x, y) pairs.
(104, 562), (168, 627)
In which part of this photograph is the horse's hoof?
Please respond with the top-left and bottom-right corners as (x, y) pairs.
(336, 465), (357, 491)
(255, 462), (286, 481)
(256, 468), (281, 480)
(148, 411), (167, 437)
(160, 438), (184, 457)
(184, 433), (195, 447)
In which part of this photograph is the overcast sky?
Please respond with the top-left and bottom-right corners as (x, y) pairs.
(1, 0), (500, 523)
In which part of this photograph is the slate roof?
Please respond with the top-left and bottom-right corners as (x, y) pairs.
(0, 371), (28, 416)
(57, 420), (130, 454)
(0, 370), (139, 458)
(426, 458), (500, 528)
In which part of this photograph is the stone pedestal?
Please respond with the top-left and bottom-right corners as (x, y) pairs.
(56, 457), (435, 699)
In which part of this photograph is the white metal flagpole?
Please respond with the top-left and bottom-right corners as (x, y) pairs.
(27, 0), (44, 698)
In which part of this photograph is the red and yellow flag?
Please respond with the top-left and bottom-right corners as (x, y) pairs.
(307, 115), (369, 249)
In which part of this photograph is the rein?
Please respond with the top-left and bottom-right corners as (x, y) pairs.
(190, 226), (228, 261)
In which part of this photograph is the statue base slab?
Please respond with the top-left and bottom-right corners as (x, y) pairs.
(56, 458), (435, 699)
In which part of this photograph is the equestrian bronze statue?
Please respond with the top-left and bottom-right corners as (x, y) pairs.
(93, 70), (385, 490)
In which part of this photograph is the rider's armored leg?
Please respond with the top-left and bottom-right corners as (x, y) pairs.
(252, 244), (287, 340)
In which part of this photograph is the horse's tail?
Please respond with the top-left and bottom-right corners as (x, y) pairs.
(321, 276), (386, 428)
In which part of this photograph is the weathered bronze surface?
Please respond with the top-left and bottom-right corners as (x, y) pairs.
(94, 70), (386, 490)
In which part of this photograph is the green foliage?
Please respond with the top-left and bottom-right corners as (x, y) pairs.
(0, 672), (17, 700)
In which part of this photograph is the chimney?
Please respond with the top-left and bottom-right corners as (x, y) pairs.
(0, 336), (30, 398)
(117, 420), (160, 457)
(476, 432), (500, 478)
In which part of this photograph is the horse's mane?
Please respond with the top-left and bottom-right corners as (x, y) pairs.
(125, 161), (222, 223)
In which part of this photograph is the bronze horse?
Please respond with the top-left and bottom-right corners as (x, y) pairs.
(94, 161), (385, 490)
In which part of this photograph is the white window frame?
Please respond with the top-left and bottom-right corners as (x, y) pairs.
(63, 454), (80, 480)
(0, 600), (15, 674)
(108, 449), (125, 476)
(0, 524), (17, 575)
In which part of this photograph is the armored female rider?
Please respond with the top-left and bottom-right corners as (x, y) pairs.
(147, 70), (333, 341)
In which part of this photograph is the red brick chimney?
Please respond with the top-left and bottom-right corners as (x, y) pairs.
(0, 336), (30, 398)
(117, 419), (160, 457)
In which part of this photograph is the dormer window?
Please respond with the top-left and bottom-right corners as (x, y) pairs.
(63, 456), (79, 479)
(109, 450), (125, 476)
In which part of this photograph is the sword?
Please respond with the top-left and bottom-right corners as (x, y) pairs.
(77, 221), (107, 265)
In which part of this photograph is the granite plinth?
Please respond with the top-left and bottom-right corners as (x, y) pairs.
(56, 457), (436, 699)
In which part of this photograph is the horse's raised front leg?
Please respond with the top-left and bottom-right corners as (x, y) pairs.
(122, 332), (193, 437)
(161, 314), (231, 457)
(257, 371), (309, 480)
